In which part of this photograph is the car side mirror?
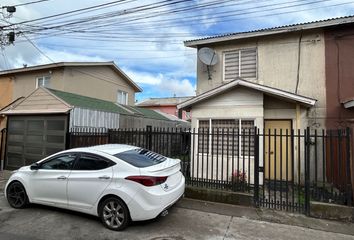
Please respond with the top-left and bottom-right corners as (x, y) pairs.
(30, 163), (40, 170)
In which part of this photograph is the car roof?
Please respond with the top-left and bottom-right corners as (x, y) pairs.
(68, 144), (140, 156)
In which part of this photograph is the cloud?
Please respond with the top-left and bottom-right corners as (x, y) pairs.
(2, 0), (354, 101)
(158, 78), (196, 97)
(1, 42), (108, 69)
(122, 68), (163, 85)
(122, 68), (196, 98)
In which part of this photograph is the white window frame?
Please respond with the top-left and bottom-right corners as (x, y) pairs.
(117, 90), (128, 105)
(36, 76), (51, 88)
(222, 47), (258, 82)
(197, 118), (255, 157)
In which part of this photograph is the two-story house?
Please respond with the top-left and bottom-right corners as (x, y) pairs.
(0, 62), (142, 128)
(0, 62), (187, 170)
(177, 16), (354, 188)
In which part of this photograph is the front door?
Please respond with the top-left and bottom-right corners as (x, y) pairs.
(264, 120), (292, 181)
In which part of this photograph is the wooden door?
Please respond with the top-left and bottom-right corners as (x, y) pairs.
(264, 120), (292, 181)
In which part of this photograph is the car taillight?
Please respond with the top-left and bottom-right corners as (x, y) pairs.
(125, 176), (167, 187)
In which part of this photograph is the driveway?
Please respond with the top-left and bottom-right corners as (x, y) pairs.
(0, 192), (353, 240)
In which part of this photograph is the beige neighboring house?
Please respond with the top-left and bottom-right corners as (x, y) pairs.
(0, 61), (142, 169)
(0, 61), (142, 130)
(0, 61), (142, 109)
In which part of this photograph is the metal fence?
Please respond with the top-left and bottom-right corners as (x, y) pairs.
(67, 126), (353, 214)
(68, 127), (108, 149)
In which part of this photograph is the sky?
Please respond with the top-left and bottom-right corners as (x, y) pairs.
(1, 0), (354, 102)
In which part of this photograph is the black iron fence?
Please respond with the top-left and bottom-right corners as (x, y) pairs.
(68, 127), (108, 148)
(68, 126), (354, 213)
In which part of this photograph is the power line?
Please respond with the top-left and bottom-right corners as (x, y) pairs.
(3, 0), (191, 28)
(0, 48), (10, 69)
(19, 1), (354, 44)
(15, 0), (348, 39)
(22, 34), (54, 62)
(11, 0), (50, 7)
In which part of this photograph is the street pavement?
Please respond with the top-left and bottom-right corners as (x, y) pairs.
(0, 191), (353, 240)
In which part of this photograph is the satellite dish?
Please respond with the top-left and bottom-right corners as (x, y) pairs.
(198, 47), (218, 66)
(198, 47), (218, 80)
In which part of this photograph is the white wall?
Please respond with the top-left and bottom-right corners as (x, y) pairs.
(69, 107), (120, 129)
(190, 87), (264, 184)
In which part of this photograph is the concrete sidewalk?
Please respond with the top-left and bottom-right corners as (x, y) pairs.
(177, 198), (354, 236)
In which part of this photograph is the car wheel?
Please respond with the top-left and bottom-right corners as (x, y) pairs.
(99, 197), (130, 231)
(6, 181), (29, 209)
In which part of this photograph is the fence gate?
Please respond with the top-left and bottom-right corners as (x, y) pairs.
(254, 127), (353, 214)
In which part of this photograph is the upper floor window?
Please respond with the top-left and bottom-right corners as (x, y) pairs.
(223, 48), (257, 81)
(117, 90), (128, 105)
(36, 76), (51, 88)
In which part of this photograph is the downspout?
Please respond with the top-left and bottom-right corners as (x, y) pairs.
(334, 38), (343, 125)
(295, 31), (303, 94)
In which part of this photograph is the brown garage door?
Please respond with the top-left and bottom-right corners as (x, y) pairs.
(5, 115), (68, 169)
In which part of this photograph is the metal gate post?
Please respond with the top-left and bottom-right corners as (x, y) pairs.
(304, 127), (311, 215)
(146, 125), (152, 150)
(346, 127), (352, 206)
(254, 127), (260, 207)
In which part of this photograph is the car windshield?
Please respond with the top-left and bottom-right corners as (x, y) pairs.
(114, 148), (166, 168)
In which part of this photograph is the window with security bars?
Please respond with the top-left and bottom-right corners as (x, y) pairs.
(241, 120), (255, 156)
(211, 119), (239, 155)
(224, 48), (257, 81)
(198, 119), (255, 156)
(198, 120), (210, 154)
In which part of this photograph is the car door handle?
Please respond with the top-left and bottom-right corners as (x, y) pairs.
(98, 176), (110, 180)
(57, 176), (67, 180)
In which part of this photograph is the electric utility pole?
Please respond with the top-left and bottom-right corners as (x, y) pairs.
(0, 5), (16, 47)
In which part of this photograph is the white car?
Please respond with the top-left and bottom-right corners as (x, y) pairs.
(4, 144), (185, 231)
